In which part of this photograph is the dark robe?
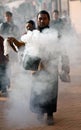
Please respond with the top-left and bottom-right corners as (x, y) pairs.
(0, 35), (9, 92)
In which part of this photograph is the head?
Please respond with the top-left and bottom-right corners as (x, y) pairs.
(37, 10), (50, 31)
(4, 11), (12, 23)
(53, 10), (59, 20)
(25, 20), (35, 31)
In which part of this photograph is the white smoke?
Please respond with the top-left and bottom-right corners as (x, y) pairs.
(5, 26), (81, 129)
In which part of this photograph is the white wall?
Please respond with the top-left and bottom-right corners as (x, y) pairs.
(70, 1), (81, 33)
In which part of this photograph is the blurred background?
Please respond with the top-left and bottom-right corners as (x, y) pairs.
(0, 0), (81, 34)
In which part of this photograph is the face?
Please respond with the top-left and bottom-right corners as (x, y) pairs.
(53, 12), (59, 20)
(25, 23), (34, 31)
(37, 14), (50, 28)
(4, 14), (12, 22)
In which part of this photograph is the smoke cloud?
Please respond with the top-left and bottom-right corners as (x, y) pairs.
(5, 26), (81, 129)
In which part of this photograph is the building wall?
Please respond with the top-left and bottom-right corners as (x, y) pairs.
(70, 1), (81, 33)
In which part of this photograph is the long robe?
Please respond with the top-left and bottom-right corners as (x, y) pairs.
(22, 29), (70, 114)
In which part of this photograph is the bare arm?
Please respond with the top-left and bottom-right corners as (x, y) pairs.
(7, 37), (25, 49)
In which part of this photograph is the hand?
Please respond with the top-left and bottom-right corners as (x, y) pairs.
(7, 37), (18, 52)
(7, 37), (15, 45)
(59, 71), (71, 82)
(38, 62), (44, 70)
(62, 65), (70, 73)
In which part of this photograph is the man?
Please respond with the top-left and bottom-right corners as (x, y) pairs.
(37, 10), (50, 32)
(6, 20), (36, 50)
(0, 35), (9, 97)
(7, 10), (70, 125)
(0, 11), (20, 39)
(25, 20), (36, 33)
(0, 11), (20, 91)
(29, 10), (56, 125)
(29, 10), (70, 125)
(50, 10), (64, 37)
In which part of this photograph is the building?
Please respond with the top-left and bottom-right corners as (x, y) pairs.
(69, 0), (81, 33)
(36, 0), (70, 17)
(51, 0), (70, 16)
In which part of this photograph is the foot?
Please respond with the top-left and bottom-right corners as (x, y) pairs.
(46, 115), (54, 125)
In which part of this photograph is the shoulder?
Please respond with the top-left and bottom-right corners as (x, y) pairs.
(42, 28), (50, 33)
(2, 22), (9, 26)
(59, 18), (64, 23)
(0, 22), (10, 30)
(21, 31), (32, 43)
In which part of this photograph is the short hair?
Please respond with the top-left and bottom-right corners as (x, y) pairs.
(26, 20), (36, 29)
(37, 10), (50, 20)
(53, 10), (59, 14)
(5, 11), (12, 17)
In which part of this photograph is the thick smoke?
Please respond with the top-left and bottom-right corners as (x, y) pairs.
(5, 26), (81, 129)
(0, 1), (80, 129)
